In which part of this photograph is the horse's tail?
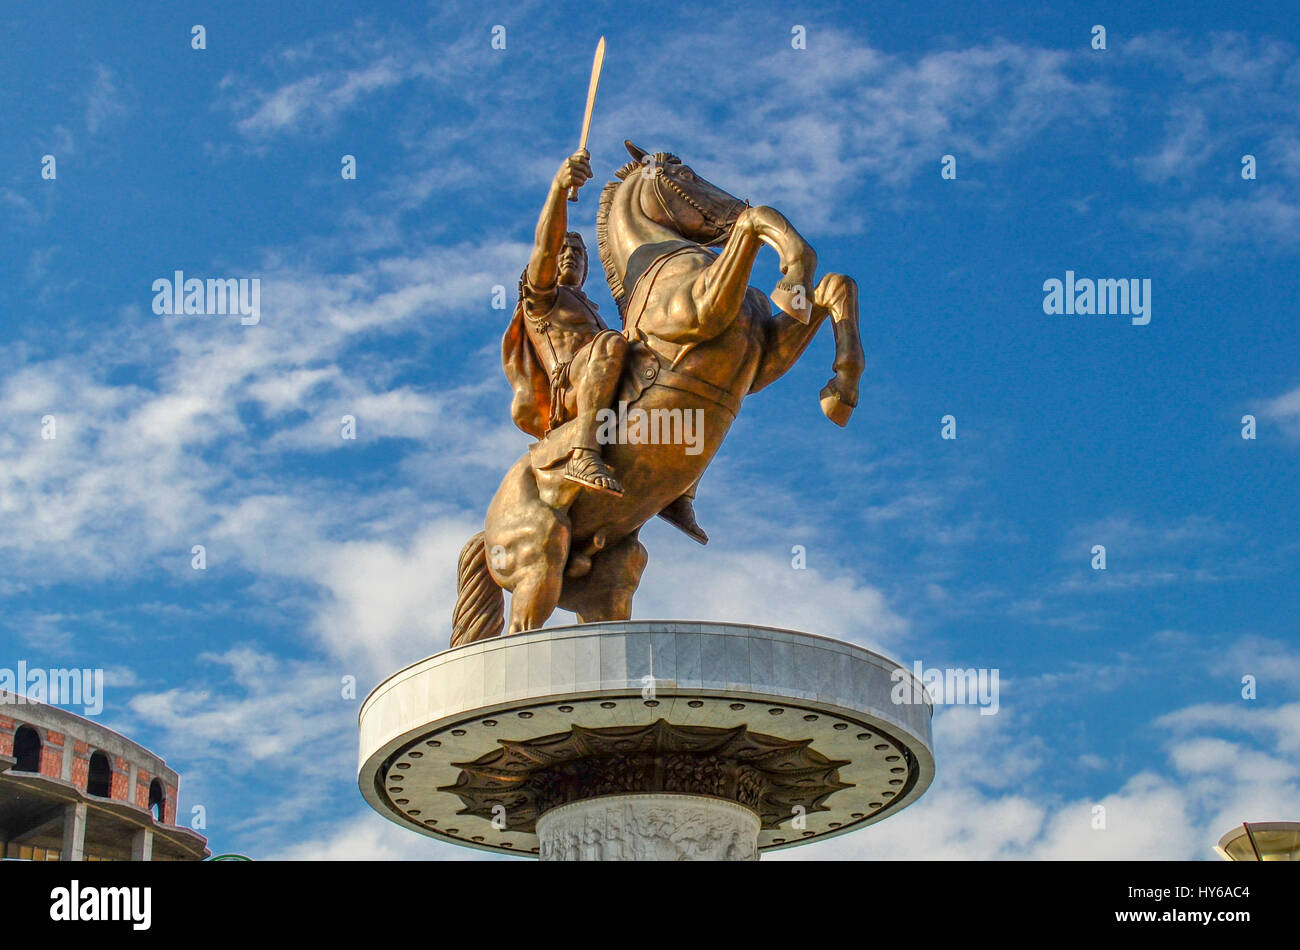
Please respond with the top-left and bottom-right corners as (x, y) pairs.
(451, 531), (504, 648)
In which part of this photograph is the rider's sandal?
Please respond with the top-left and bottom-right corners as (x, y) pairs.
(564, 453), (624, 497)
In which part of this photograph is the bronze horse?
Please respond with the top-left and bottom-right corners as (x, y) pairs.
(452, 141), (864, 644)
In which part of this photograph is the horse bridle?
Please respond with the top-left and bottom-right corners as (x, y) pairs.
(650, 166), (748, 248)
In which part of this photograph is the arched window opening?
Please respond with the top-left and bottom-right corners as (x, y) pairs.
(149, 778), (165, 822)
(13, 725), (42, 772)
(87, 750), (112, 797)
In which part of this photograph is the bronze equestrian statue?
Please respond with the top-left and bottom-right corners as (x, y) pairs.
(452, 141), (864, 646)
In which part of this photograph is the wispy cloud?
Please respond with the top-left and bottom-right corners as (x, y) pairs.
(217, 28), (451, 139)
(1120, 31), (1300, 255)
(85, 65), (130, 135)
(778, 675), (1300, 860)
(1132, 186), (1300, 254)
(595, 31), (1114, 232)
(1260, 382), (1300, 438)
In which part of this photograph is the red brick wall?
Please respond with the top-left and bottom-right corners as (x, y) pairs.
(165, 787), (177, 825)
(134, 770), (151, 810)
(109, 756), (129, 800)
(40, 729), (64, 778)
(69, 740), (90, 789)
(0, 717), (12, 757)
(71, 754), (88, 788)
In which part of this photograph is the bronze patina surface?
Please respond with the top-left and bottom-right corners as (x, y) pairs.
(451, 63), (865, 645)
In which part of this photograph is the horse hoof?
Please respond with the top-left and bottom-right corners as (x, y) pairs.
(820, 383), (854, 427)
(772, 283), (813, 324)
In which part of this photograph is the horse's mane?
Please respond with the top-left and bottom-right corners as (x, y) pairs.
(596, 152), (681, 315)
(595, 181), (626, 314)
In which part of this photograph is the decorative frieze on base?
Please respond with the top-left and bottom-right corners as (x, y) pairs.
(537, 794), (759, 861)
(438, 718), (850, 832)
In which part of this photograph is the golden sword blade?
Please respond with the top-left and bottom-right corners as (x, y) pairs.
(568, 36), (606, 202)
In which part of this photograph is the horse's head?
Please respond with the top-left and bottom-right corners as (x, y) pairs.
(620, 140), (748, 246)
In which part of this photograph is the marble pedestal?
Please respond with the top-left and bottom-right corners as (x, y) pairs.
(358, 621), (935, 859)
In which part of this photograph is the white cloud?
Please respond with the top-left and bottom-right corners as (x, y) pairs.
(124, 645), (375, 846)
(631, 542), (907, 653)
(778, 695), (1300, 861)
(1133, 105), (1212, 183)
(218, 29), (453, 139)
(210, 21), (1118, 235)
(1261, 382), (1300, 438)
(1133, 187), (1300, 254)
(127, 646), (346, 772)
(0, 236), (523, 584)
(1118, 32), (1300, 254)
(1157, 701), (1300, 756)
(269, 810), (496, 861)
(85, 65), (130, 135)
(595, 33), (1112, 232)
(1051, 513), (1237, 592)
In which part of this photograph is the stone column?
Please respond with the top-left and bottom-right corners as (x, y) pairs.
(61, 802), (87, 861)
(60, 740), (76, 781)
(131, 827), (154, 861)
(536, 794), (759, 861)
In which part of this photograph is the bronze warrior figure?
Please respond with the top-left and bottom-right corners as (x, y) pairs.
(452, 141), (864, 646)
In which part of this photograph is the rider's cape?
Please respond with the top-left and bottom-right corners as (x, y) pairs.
(502, 272), (618, 441)
(501, 271), (553, 439)
(502, 311), (550, 440)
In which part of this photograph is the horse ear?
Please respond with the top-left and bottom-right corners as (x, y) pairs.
(624, 140), (648, 162)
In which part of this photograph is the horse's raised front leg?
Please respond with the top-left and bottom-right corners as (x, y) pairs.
(750, 273), (864, 426)
(658, 206), (816, 343)
(815, 274), (864, 426)
(742, 205), (818, 325)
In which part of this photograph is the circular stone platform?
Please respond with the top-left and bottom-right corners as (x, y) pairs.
(358, 621), (934, 857)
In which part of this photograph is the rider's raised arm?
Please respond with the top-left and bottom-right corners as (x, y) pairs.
(525, 150), (592, 307)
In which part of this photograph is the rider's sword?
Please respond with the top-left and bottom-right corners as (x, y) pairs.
(568, 36), (606, 202)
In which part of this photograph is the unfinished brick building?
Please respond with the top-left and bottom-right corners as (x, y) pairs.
(0, 691), (209, 861)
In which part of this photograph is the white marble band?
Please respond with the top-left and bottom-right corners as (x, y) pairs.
(537, 794), (760, 861)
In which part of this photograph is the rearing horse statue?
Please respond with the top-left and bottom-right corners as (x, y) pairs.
(451, 140), (864, 644)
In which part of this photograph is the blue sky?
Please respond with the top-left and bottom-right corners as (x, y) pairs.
(1, 0), (1297, 859)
